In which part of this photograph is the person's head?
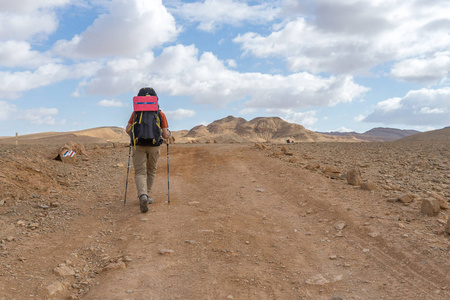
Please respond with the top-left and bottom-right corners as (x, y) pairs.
(138, 87), (157, 97)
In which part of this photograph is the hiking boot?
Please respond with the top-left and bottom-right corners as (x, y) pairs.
(148, 197), (153, 204)
(139, 194), (148, 213)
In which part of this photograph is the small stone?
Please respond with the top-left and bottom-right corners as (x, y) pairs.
(27, 223), (39, 229)
(159, 249), (174, 255)
(368, 232), (380, 238)
(46, 282), (67, 296)
(347, 168), (361, 186)
(329, 255), (337, 260)
(53, 264), (75, 277)
(227, 296), (234, 299)
(361, 182), (377, 191)
(32, 193), (40, 199)
(421, 198), (440, 216)
(6, 236), (15, 242)
(334, 221), (346, 231)
(245, 241), (250, 244)
(363, 249), (370, 253)
(104, 262), (126, 270)
(428, 192), (449, 210)
(398, 193), (416, 204)
(188, 201), (200, 206)
(445, 219), (450, 235)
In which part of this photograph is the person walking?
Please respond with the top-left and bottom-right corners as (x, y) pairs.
(126, 87), (169, 213)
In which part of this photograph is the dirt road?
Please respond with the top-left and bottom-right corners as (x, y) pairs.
(1, 143), (449, 299)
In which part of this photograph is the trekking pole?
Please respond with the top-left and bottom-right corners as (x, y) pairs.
(124, 141), (132, 205)
(167, 132), (170, 205)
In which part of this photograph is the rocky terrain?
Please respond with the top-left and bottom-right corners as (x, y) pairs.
(0, 123), (449, 299)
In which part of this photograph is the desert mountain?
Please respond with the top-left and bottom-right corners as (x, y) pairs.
(176, 116), (361, 143)
(397, 127), (450, 142)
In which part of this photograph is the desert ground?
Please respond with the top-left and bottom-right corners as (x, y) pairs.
(0, 139), (449, 299)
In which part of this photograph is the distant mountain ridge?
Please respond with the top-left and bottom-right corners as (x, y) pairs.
(321, 127), (420, 142)
(3, 117), (445, 145)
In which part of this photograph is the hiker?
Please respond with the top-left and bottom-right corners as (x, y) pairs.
(126, 87), (169, 213)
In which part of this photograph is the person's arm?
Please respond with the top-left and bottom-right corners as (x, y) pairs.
(126, 112), (134, 135)
(126, 122), (132, 134)
(162, 128), (170, 139)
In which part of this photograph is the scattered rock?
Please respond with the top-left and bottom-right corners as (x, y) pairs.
(27, 223), (39, 230)
(46, 281), (69, 296)
(334, 221), (346, 231)
(159, 249), (174, 255)
(306, 163), (321, 170)
(53, 264), (75, 277)
(188, 201), (200, 206)
(347, 168), (361, 186)
(361, 182), (377, 191)
(398, 193), (416, 204)
(323, 166), (341, 179)
(445, 219), (450, 235)
(428, 192), (449, 210)
(421, 198), (440, 216)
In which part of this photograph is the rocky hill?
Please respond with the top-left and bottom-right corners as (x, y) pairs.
(176, 116), (361, 143)
(397, 127), (450, 142)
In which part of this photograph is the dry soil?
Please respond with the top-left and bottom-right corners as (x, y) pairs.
(0, 141), (449, 300)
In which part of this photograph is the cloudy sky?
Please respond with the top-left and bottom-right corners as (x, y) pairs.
(1, 0), (449, 137)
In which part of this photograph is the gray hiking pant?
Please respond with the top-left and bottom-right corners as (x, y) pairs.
(133, 145), (160, 197)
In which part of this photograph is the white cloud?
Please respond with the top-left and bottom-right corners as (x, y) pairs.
(0, 0), (69, 41)
(52, 0), (179, 59)
(97, 99), (126, 107)
(233, 0), (450, 80)
(17, 107), (64, 125)
(80, 44), (369, 110)
(364, 87), (450, 126)
(354, 114), (365, 122)
(171, 0), (280, 32)
(282, 110), (318, 127)
(390, 51), (450, 85)
(0, 101), (18, 121)
(335, 127), (354, 133)
(0, 62), (100, 99)
(165, 108), (196, 120)
(0, 40), (56, 68)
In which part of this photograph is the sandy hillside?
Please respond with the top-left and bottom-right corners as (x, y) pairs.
(0, 127), (130, 145)
(0, 135), (449, 299)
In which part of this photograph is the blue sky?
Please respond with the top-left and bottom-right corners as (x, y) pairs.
(1, 0), (449, 137)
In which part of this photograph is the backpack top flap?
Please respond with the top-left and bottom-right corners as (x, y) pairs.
(133, 96), (159, 111)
